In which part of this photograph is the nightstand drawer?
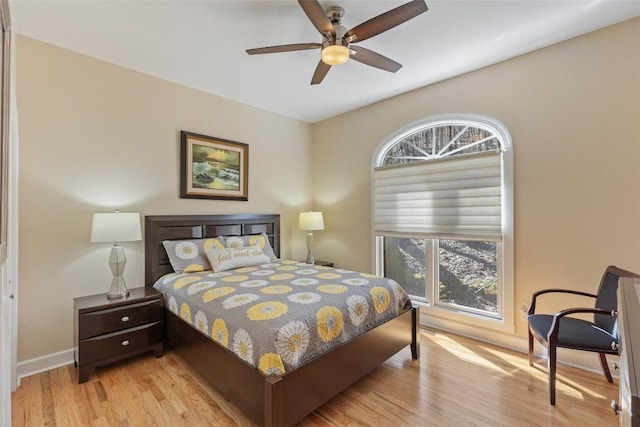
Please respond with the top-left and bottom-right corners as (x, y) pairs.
(79, 298), (163, 339)
(79, 321), (163, 363)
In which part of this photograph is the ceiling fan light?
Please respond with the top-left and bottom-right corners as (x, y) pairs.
(321, 45), (349, 65)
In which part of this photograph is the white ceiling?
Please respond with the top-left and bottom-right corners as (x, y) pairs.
(9, 0), (640, 123)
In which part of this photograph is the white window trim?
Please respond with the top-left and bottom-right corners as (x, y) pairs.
(371, 114), (514, 334)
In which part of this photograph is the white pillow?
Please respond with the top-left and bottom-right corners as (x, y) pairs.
(205, 245), (271, 273)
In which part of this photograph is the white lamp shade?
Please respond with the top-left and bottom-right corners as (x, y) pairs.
(299, 211), (324, 231)
(91, 212), (142, 243)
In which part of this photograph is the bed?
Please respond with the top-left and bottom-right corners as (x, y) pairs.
(144, 214), (419, 427)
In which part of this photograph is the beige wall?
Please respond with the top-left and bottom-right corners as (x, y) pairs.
(311, 17), (640, 337)
(15, 36), (314, 361)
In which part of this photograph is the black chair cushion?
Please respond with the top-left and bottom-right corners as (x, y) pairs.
(528, 314), (616, 352)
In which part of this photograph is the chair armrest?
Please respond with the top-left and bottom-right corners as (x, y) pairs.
(527, 288), (598, 315)
(547, 307), (616, 341)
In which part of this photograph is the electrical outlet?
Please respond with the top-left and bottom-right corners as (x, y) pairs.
(520, 303), (528, 321)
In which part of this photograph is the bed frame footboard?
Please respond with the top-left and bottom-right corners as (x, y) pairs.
(166, 306), (419, 427)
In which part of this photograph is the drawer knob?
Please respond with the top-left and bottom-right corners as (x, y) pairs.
(121, 340), (130, 346)
(121, 316), (130, 322)
(611, 399), (621, 416)
(612, 341), (620, 352)
(614, 362), (619, 370)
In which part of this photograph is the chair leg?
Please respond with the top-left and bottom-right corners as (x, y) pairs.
(598, 353), (613, 383)
(548, 344), (557, 405)
(528, 329), (534, 366)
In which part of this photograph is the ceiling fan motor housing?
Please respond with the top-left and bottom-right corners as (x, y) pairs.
(324, 6), (349, 48)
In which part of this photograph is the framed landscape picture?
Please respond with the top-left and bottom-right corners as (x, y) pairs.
(180, 131), (248, 201)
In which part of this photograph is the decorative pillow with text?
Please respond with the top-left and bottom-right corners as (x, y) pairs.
(205, 245), (271, 273)
(219, 232), (277, 260)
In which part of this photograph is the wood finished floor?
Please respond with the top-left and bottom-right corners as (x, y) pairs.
(12, 329), (618, 426)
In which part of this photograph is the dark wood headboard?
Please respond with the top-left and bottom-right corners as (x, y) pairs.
(144, 214), (280, 285)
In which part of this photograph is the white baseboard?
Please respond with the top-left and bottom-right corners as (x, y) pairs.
(16, 348), (74, 386)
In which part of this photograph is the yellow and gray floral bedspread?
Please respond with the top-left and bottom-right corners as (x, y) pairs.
(153, 260), (411, 376)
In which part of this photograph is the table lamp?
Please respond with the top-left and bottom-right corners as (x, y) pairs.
(90, 210), (142, 299)
(298, 211), (324, 265)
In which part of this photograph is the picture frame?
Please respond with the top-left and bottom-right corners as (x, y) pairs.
(180, 131), (249, 201)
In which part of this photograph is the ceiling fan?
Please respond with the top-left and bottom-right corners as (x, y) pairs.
(246, 0), (429, 85)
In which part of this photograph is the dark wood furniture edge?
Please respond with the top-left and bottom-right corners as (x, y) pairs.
(74, 287), (163, 311)
(144, 214), (418, 427)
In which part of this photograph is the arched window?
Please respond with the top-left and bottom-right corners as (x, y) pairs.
(372, 115), (513, 331)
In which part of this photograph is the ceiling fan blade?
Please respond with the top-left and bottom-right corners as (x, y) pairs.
(298, 0), (336, 39)
(246, 43), (322, 55)
(311, 60), (331, 85)
(350, 46), (402, 72)
(344, 0), (428, 43)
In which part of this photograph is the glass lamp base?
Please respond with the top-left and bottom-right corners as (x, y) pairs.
(305, 251), (315, 265)
(107, 276), (129, 299)
(306, 231), (316, 265)
(107, 243), (129, 299)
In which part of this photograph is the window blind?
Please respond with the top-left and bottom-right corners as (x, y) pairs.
(374, 151), (502, 241)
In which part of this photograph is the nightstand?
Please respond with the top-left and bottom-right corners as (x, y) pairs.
(73, 287), (164, 383)
(313, 260), (334, 267)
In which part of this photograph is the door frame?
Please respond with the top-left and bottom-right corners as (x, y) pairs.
(0, 1), (15, 425)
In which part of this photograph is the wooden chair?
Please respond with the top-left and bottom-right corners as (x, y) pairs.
(527, 265), (639, 405)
